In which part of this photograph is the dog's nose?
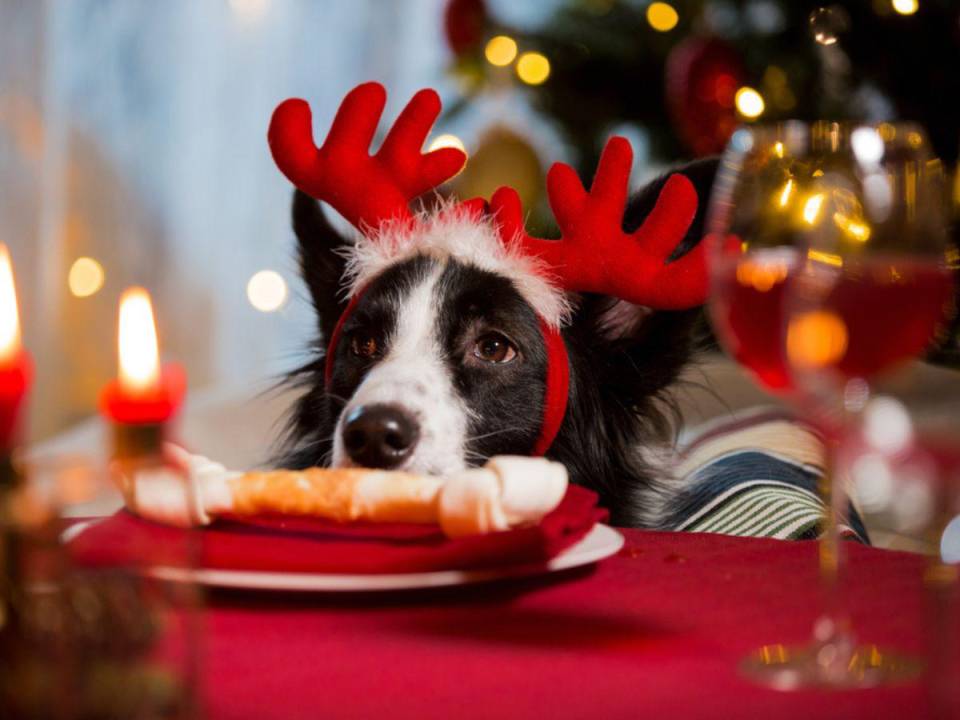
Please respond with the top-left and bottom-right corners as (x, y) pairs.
(342, 404), (420, 469)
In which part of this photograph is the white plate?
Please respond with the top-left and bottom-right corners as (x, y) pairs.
(134, 523), (624, 592)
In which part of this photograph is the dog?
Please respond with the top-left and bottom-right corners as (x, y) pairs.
(268, 83), (718, 528)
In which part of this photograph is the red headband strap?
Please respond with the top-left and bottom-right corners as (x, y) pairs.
(532, 319), (570, 456)
(324, 297), (569, 457)
(323, 291), (364, 388)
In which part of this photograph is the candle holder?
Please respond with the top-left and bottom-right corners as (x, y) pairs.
(0, 454), (72, 718)
(96, 415), (202, 720)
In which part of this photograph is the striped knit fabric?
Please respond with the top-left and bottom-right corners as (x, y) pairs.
(664, 410), (869, 543)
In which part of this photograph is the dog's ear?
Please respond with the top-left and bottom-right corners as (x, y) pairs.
(568, 158), (718, 404)
(292, 190), (350, 341)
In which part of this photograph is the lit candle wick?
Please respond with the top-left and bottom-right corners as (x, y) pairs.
(118, 287), (160, 395)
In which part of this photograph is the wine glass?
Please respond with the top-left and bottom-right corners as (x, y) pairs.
(706, 121), (955, 688)
(839, 376), (960, 714)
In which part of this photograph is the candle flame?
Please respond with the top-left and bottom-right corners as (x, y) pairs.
(118, 287), (160, 394)
(0, 244), (22, 364)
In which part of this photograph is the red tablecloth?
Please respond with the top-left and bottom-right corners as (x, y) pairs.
(200, 529), (956, 720)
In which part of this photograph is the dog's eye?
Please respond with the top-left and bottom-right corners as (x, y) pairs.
(472, 333), (517, 364)
(350, 333), (380, 359)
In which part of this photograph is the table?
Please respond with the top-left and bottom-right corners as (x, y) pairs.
(199, 528), (957, 719)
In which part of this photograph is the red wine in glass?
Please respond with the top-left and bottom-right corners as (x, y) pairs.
(787, 255), (955, 383)
(710, 249), (797, 393)
(711, 251), (955, 395)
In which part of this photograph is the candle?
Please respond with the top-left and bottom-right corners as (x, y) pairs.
(0, 244), (32, 453)
(100, 287), (185, 427)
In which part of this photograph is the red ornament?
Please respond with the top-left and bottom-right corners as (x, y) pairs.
(443, 0), (487, 56)
(665, 36), (745, 157)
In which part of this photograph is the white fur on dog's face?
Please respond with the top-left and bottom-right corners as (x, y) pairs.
(330, 265), (472, 476)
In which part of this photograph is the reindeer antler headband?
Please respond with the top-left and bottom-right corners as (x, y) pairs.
(269, 82), (709, 456)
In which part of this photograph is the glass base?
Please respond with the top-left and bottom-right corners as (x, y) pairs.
(741, 643), (923, 690)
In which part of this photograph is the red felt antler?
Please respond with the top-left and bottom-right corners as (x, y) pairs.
(268, 82), (467, 232)
(490, 137), (709, 310)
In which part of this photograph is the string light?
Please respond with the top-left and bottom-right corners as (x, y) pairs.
(484, 36), (518, 67)
(646, 2), (679, 32)
(247, 270), (288, 313)
(68, 257), (105, 298)
(734, 87), (765, 119)
(891, 0), (918, 15)
(427, 134), (466, 153)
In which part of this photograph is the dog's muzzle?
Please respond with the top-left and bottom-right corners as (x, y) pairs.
(342, 403), (420, 469)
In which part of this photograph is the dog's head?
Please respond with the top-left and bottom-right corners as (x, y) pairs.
(271, 83), (716, 523)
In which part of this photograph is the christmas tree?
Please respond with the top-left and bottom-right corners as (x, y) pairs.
(442, 0), (960, 365)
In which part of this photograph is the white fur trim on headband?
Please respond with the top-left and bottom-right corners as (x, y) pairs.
(340, 201), (573, 328)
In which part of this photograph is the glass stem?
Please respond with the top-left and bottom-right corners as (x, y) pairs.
(926, 494), (959, 719)
(815, 442), (855, 671)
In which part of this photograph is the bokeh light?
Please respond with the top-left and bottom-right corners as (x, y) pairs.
(863, 396), (914, 455)
(891, 0), (918, 16)
(778, 178), (794, 208)
(516, 52), (551, 85)
(68, 257), (105, 298)
(940, 515), (960, 563)
(851, 128), (884, 165)
(802, 193), (825, 225)
(833, 212), (872, 243)
(484, 35), (518, 67)
(247, 270), (288, 313)
(810, 7), (839, 45)
(646, 2), (679, 32)
(851, 453), (894, 513)
(786, 310), (849, 369)
(734, 87), (765, 119)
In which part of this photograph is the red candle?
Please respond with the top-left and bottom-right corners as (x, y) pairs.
(0, 244), (32, 452)
(100, 287), (185, 425)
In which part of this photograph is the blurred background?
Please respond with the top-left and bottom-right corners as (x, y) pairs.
(1, 0), (958, 446)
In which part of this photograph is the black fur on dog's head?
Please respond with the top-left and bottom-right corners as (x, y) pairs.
(276, 158), (717, 527)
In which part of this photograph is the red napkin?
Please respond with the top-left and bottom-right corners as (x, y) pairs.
(67, 485), (606, 575)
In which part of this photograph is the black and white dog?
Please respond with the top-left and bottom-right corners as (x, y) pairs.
(268, 83), (718, 527)
(275, 177), (717, 528)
